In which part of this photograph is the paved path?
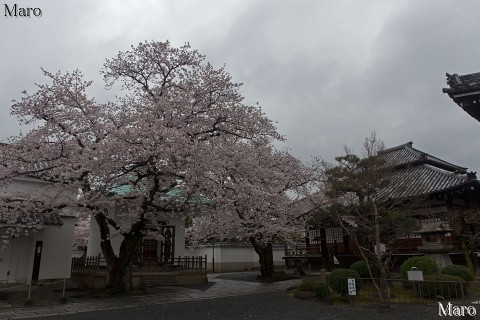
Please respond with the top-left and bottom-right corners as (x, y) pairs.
(0, 273), (300, 319)
(8, 291), (444, 320)
(0, 273), (451, 320)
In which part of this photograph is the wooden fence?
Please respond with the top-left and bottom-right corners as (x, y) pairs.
(174, 255), (207, 272)
(71, 254), (103, 274)
(71, 255), (207, 274)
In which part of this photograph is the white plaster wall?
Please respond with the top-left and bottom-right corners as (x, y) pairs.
(186, 245), (285, 272)
(16, 234), (36, 283)
(273, 248), (285, 264)
(0, 233), (34, 283)
(171, 216), (185, 257)
(0, 240), (11, 281)
(38, 217), (75, 279)
(0, 177), (77, 283)
(185, 247), (214, 270)
(0, 219), (75, 283)
(86, 216), (101, 257)
(0, 231), (37, 283)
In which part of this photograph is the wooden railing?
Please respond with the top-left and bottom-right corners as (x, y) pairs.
(134, 255), (207, 272)
(71, 255), (207, 274)
(71, 254), (103, 274)
(175, 255), (207, 272)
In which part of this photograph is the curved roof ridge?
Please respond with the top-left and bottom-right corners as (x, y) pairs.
(379, 142), (467, 173)
(379, 141), (413, 154)
(376, 163), (476, 200)
(408, 145), (467, 173)
(443, 72), (480, 92)
(422, 163), (467, 179)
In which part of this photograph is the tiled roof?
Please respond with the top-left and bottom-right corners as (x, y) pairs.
(379, 164), (476, 199)
(0, 212), (63, 226)
(443, 72), (480, 94)
(378, 142), (467, 172)
(349, 142), (480, 200)
(443, 71), (480, 123)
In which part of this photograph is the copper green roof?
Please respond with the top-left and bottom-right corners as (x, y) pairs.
(109, 183), (211, 204)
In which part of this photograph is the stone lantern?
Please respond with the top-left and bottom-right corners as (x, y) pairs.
(416, 221), (453, 268)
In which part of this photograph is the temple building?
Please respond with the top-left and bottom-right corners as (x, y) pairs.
(298, 142), (480, 270)
(443, 72), (480, 122)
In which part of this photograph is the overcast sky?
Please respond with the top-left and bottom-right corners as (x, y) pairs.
(2, 0), (480, 172)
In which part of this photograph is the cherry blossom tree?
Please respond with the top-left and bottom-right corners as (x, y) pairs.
(187, 140), (314, 278)
(2, 41), (285, 292)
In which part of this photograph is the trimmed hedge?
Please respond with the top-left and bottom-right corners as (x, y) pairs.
(400, 256), (439, 280)
(350, 260), (378, 278)
(419, 274), (465, 299)
(329, 268), (362, 295)
(441, 265), (474, 282)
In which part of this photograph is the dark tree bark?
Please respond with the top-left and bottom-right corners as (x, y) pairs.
(320, 227), (329, 269)
(467, 233), (480, 275)
(107, 228), (144, 293)
(250, 238), (274, 278)
(95, 213), (145, 293)
(374, 205), (390, 308)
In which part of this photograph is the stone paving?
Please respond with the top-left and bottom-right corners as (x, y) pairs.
(0, 273), (301, 319)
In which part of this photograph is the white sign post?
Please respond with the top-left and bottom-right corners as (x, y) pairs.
(407, 268), (424, 281)
(348, 278), (356, 296)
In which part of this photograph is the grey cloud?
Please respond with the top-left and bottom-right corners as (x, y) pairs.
(1, 0), (480, 173)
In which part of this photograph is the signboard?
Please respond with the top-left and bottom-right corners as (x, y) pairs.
(374, 243), (386, 254)
(348, 278), (356, 296)
(407, 269), (424, 281)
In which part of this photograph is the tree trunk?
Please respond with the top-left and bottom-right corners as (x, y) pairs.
(461, 238), (475, 276)
(374, 204), (390, 309)
(468, 235), (480, 275)
(95, 214), (145, 293)
(376, 258), (390, 307)
(320, 227), (329, 269)
(94, 213), (116, 274)
(250, 238), (274, 278)
(107, 230), (144, 293)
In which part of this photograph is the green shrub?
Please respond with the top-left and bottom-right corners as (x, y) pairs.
(298, 278), (316, 291)
(313, 280), (328, 299)
(329, 268), (362, 295)
(419, 274), (465, 299)
(400, 256), (439, 280)
(441, 265), (474, 282)
(350, 260), (378, 278)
